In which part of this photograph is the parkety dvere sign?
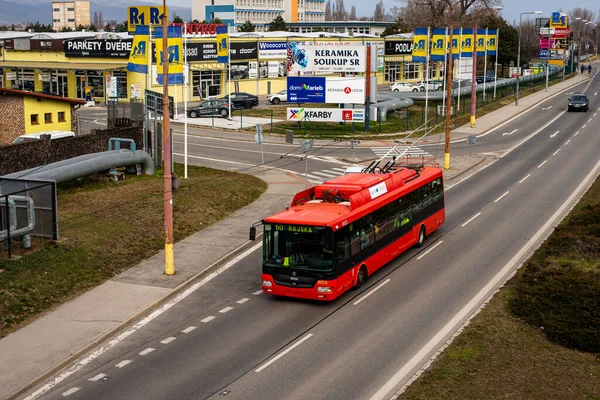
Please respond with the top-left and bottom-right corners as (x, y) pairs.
(64, 39), (133, 58)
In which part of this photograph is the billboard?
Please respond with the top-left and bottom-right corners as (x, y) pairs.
(550, 12), (568, 28)
(286, 43), (367, 74)
(384, 40), (413, 55)
(64, 39), (132, 58)
(287, 108), (365, 122)
(539, 49), (564, 60)
(127, 6), (167, 33)
(540, 27), (570, 38)
(287, 76), (365, 104)
(287, 76), (326, 103)
(540, 37), (566, 49)
(259, 41), (287, 59)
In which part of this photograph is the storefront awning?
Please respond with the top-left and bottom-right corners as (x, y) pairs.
(0, 61), (127, 71)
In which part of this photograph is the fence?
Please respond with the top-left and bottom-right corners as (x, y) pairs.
(0, 178), (58, 259)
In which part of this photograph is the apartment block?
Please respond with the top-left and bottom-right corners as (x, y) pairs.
(51, 1), (91, 31)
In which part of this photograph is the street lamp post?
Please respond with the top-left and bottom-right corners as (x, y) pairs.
(515, 11), (541, 106)
(470, 5), (502, 128)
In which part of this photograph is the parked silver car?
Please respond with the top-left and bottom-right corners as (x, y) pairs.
(267, 90), (287, 104)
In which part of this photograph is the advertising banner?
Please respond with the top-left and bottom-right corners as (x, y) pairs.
(230, 41), (258, 60)
(550, 12), (568, 28)
(450, 29), (461, 60)
(486, 29), (498, 56)
(540, 27), (570, 38)
(216, 25), (229, 63)
(539, 49), (564, 60)
(64, 39), (132, 58)
(130, 83), (142, 99)
(539, 37), (565, 49)
(286, 43), (367, 74)
(155, 26), (184, 85)
(185, 42), (218, 62)
(384, 40), (413, 55)
(460, 28), (474, 57)
(259, 41), (287, 59)
(430, 28), (447, 61)
(127, 25), (149, 74)
(411, 28), (429, 63)
(127, 6), (167, 33)
(325, 77), (366, 104)
(287, 108), (365, 122)
(287, 76), (326, 103)
(476, 29), (486, 56)
(106, 75), (118, 98)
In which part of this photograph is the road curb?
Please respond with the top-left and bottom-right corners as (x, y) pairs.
(8, 216), (266, 400)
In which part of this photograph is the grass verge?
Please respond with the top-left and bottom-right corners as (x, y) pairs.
(399, 175), (600, 399)
(0, 164), (267, 339)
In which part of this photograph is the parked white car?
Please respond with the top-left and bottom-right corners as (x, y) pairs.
(390, 82), (420, 93)
(267, 90), (287, 104)
(415, 80), (444, 91)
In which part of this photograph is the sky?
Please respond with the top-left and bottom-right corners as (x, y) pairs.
(160, 0), (600, 22)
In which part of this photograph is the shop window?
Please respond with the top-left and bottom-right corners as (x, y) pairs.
(44, 113), (52, 124)
(31, 114), (39, 125)
(58, 111), (66, 122)
(404, 62), (419, 80)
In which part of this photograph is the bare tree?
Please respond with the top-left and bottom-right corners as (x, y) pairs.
(519, 20), (538, 62)
(325, 0), (333, 21)
(349, 6), (357, 20)
(569, 7), (597, 47)
(334, 0), (347, 20)
(373, 0), (386, 21)
(397, 0), (503, 28)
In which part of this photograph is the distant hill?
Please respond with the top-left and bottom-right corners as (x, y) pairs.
(0, 0), (191, 26)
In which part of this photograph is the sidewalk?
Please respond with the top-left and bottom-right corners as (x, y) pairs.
(0, 70), (593, 400)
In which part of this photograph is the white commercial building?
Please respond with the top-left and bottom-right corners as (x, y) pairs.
(191, 0), (325, 30)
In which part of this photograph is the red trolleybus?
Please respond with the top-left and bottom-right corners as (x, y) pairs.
(250, 162), (445, 301)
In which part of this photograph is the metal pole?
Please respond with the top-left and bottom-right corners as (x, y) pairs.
(424, 27), (430, 134)
(161, 6), (174, 276)
(365, 45), (371, 131)
(562, 26), (567, 81)
(184, 22), (188, 179)
(444, 21), (454, 170)
(545, 22), (550, 92)
(227, 25), (232, 126)
(483, 28), (488, 101)
(516, 15), (523, 105)
(493, 30), (499, 98)
(470, 24), (477, 127)
(457, 27), (462, 110)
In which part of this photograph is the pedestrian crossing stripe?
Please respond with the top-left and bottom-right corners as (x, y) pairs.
(371, 145), (433, 158)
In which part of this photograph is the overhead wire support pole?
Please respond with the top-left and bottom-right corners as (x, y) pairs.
(184, 22), (188, 179)
(444, 15), (454, 170)
(161, 3), (175, 276)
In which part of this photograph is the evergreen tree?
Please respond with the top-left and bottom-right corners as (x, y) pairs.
(173, 15), (184, 23)
(238, 20), (256, 32)
(268, 15), (287, 31)
(381, 16), (408, 37)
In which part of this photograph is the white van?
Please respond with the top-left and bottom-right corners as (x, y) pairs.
(13, 131), (75, 144)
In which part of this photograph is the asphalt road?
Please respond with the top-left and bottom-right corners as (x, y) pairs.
(38, 72), (600, 400)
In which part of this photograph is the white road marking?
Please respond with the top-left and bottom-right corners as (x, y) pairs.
(461, 212), (482, 227)
(255, 334), (314, 372)
(542, 106), (552, 110)
(582, 124), (587, 129)
(88, 373), (106, 382)
(595, 92), (598, 96)
(538, 160), (548, 168)
(574, 131), (580, 136)
(550, 131), (560, 138)
(236, 298), (250, 304)
(564, 139), (571, 145)
(61, 387), (80, 397)
(553, 149), (561, 156)
(416, 241), (444, 260)
(219, 306), (233, 313)
(182, 326), (197, 333)
(160, 337), (177, 344)
(115, 360), (132, 368)
(252, 290), (263, 295)
(594, 113), (597, 117)
(519, 174), (532, 183)
(372, 161), (600, 400)
(24, 241), (264, 400)
(494, 191), (510, 203)
(201, 316), (215, 323)
(353, 279), (392, 306)
(139, 348), (155, 356)
(589, 118), (593, 123)
(502, 129), (518, 136)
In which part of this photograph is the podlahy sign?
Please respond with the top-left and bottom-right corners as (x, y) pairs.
(287, 76), (365, 104)
(259, 41), (287, 59)
(384, 40), (413, 55)
(286, 43), (366, 74)
(287, 108), (365, 122)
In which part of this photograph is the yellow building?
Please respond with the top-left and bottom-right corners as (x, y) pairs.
(0, 87), (85, 145)
(52, 1), (91, 31)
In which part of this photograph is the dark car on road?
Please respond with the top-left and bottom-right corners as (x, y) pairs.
(221, 92), (259, 109)
(567, 93), (589, 112)
(188, 99), (231, 118)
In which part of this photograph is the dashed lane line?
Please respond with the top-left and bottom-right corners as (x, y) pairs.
(353, 279), (392, 306)
(252, 290), (263, 295)
(61, 387), (80, 397)
(139, 348), (155, 356)
(565, 139), (571, 145)
(236, 298), (250, 304)
(182, 326), (197, 333)
(201, 316), (215, 323)
(255, 334), (314, 372)
(88, 374), (106, 382)
(160, 337), (176, 344)
(416, 241), (444, 260)
(494, 191), (510, 202)
(219, 306), (233, 313)
(519, 174), (532, 183)
(538, 160), (548, 168)
(115, 360), (132, 369)
(461, 212), (482, 227)
(553, 149), (561, 156)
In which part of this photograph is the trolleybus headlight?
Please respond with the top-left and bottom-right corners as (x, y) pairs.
(317, 286), (332, 293)
(263, 280), (273, 287)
